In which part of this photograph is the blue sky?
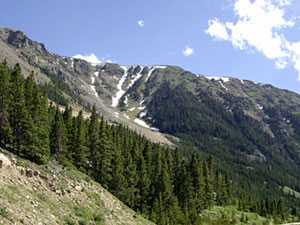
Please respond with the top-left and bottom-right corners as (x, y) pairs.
(1, 0), (300, 93)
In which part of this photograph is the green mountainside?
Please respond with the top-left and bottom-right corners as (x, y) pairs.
(1, 27), (300, 224)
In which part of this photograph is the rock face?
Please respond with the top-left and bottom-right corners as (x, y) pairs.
(0, 153), (11, 168)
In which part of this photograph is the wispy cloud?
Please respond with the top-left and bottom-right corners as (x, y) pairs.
(182, 47), (194, 56)
(137, 20), (145, 27)
(205, 0), (300, 79)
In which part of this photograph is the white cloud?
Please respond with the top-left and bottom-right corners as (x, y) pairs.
(205, 0), (300, 79)
(182, 47), (194, 56)
(73, 53), (114, 65)
(137, 20), (145, 27)
(73, 53), (102, 65)
(205, 18), (229, 40)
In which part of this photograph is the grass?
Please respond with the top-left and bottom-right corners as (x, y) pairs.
(65, 167), (91, 182)
(37, 192), (48, 202)
(73, 205), (105, 225)
(0, 206), (9, 219)
(200, 205), (271, 225)
(283, 186), (300, 199)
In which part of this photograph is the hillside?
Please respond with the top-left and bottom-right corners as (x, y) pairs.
(1, 26), (300, 208)
(0, 148), (154, 225)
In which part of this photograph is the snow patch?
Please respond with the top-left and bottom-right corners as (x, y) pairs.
(151, 127), (159, 132)
(257, 104), (263, 110)
(124, 95), (129, 106)
(127, 66), (144, 89)
(205, 76), (230, 82)
(114, 112), (119, 118)
(240, 79), (244, 84)
(123, 114), (130, 120)
(140, 111), (147, 118)
(219, 81), (228, 90)
(145, 66), (167, 82)
(129, 107), (136, 112)
(139, 100), (145, 106)
(138, 106), (146, 110)
(111, 66), (129, 107)
(91, 76), (95, 84)
(94, 71), (99, 77)
(90, 85), (98, 97)
(134, 118), (150, 128)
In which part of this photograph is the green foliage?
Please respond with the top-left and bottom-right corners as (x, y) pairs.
(39, 67), (85, 107)
(0, 63), (298, 225)
(64, 216), (76, 225)
(0, 206), (9, 218)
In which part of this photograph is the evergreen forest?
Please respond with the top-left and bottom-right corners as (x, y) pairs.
(0, 60), (299, 224)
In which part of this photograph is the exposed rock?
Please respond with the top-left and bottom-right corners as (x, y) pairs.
(0, 153), (11, 168)
(26, 168), (33, 177)
(56, 190), (62, 196)
(33, 170), (40, 176)
(75, 185), (83, 192)
(17, 166), (25, 175)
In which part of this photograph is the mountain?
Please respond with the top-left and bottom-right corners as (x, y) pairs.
(0, 148), (155, 225)
(1, 27), (300, 203)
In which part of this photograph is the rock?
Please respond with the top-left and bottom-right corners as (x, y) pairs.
(11, 157), (17, 164)
(0, 153), (11, 168)
(17, 166), (25, 175)
(75, 185), (83, 192)
(56, 190), (62, 196)
(26, 168), (33, 177)
(33, 170), (40, 176)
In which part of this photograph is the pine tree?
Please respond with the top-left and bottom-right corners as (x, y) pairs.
(72, 111), (88, 171)
(110, 137), (126, 200)
(9, 64), (30, 156)
(190, 151), (205, 212)
(203, 160), (214, 208)
(50, 107), (67, 163)
(88, 105), (100, 178)
(0, 59), (12, 147)
(97, 118), (114, 188)
(63, 106), (74, 157)
(24, 72), (50, 163)
(136, 153), (151, 214)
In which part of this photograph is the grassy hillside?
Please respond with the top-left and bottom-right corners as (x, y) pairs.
(0, 148), (154, 225)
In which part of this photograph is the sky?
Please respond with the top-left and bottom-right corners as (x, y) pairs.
(1, 0), (300, 93)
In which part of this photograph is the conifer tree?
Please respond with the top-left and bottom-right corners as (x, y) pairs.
(203, 160), (214, 208)
(72, 111), (88, 171)
(24, 72), (50, 163)
(190, 151), (205, 212)
(136, 153), (151, 214)
(50, 107), (67, 163)
(9, 64), (30, 155)
(0, 59), (12, 147)
(97, 118), (114, 188)
(88, 105), (100, 178)
(63, 106), (74, 156)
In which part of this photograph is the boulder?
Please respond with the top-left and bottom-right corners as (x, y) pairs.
(26, 168), (33, 177)
(0, 153), (11, 168)
(75, 185), (83, 192)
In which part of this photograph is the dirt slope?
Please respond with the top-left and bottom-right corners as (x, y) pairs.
(0, 149), (154, 225)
